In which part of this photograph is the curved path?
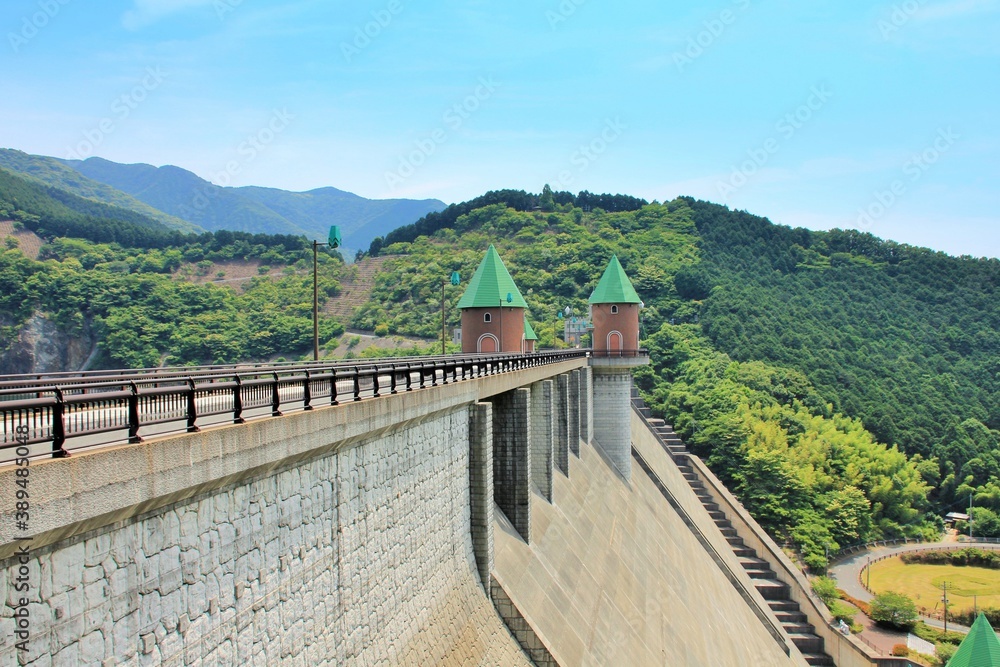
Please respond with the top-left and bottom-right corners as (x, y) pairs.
(830, 540), (1000, 634)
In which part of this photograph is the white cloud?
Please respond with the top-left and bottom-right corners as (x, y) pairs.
(122, 0), (215, 30)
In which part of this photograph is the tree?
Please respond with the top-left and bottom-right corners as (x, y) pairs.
(540, 184), (555, 212)
(869, 591), (918, 630)
(970, 507), (1000, 538)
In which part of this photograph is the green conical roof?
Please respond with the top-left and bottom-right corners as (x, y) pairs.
(589, 255), (641, 304)
(948, 614), (1000, 667)
(524, 318), (539, 341)
(457, 245), (528, 309)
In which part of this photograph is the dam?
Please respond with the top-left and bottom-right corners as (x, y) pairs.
(0, 350), (905, 666)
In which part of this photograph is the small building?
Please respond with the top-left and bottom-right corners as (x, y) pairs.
(947, 613), (1000, 666)
(563, 315), (590, 347)
(589, 255), (642, 355)
(946, 512), (971, 526)
(523, 319), (539, 353)
(457, 245), (528, 354)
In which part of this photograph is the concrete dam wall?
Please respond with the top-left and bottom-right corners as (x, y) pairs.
(0, 357), (847, 666)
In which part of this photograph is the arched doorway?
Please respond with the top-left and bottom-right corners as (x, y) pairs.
(607, 331), (623, 354)
(477, 333), (499, 353)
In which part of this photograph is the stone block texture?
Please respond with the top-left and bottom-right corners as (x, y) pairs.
(568, 370), (581, 457)
(580, 367), (593, 444)
(469, 402), (495, 591)
(0, 409), (529, 667)
(529, 381), (555, 503)
(553, 374), (569, 477)
(489, 389), (532, 543)
(489, 576), (557, 667)
(592, 369), (633, 480)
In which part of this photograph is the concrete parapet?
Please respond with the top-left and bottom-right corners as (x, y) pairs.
(469, 402), (496, 590)
(490, 388), (532, 543)
(568, 370), (581, 457)
(530, 381), (554, 503)
(553, 375), (569, 477)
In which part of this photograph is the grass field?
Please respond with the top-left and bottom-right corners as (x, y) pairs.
(868, 556), (1000, 613)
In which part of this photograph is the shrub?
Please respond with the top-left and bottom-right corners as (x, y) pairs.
(829, 600), (857, 624)
(812, 576), (840, 607)
(935, 642), (957, 664)
(373, 323), (389, 337)
(839, 590), (871, 617)
(870, 591), (918, 630)
(258, 265), (271, 275)
(891, 643), (909, 657)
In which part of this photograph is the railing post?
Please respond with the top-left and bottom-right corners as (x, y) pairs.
(233, 375), (246, 424)
(331, 369), (339, 406)
(303, 370), (313, 410)
(51, 387), (69, 458)
(128, 381), (143, 444)
(405, 363), (413, 391)
(353, 367), (362, 402)
(441, 361), (449, 385)
(372, 369), (381, 398)
(271, 372), (283, 417)
(419, 365), (426, 389)
(186, 377), (200, 432)
(389, 364), (398, 394)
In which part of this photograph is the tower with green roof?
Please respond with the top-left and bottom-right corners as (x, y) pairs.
(523, 318), (539, 353)
(588, 255), (648, 480)
(948, 613), (1000, 667)
(457, 245), (529, 353)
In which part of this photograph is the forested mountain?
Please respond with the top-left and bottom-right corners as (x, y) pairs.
(60, 156), (446, 252)
(0, 149), (198, 233)
(2, 181), (997, 569)
(351, 192), (999, 567)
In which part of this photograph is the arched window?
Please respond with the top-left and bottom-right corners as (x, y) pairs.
(484, 313), (492, 323)
(611, 305), (619, 314)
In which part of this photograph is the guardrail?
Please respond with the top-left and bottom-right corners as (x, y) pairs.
(590, 349), (649, 358)
(1, 350), (586, 462)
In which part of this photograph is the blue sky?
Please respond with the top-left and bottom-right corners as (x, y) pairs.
(2, 0), (998, 257)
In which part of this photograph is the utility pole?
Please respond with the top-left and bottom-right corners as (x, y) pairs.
(970, 493), (974, 540)
(312, 227), (341, 361)
(942, 581), (950, 634)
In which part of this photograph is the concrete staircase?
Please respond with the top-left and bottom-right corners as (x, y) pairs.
(631, 390), (835, 667)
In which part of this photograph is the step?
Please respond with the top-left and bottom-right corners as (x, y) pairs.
(773, 610), (807, 625)
(731, 546), (757, 558)
(767, 600), (800, 614)
(738, 556), (771, 572)
(787, 632), (824, 655)
(717, 526), (739, 538)
(701, 502), (721, 513)
(753, 579), (791, 601)
(781, 622), (815, 635)
(707, 510), (727, 521)
(746, 569), (776, 580)
(801, 652), (835, 666)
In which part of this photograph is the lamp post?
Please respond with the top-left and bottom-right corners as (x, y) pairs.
(500, 292), (512, 351)
(441, 271), (460, 354)
(312, 226), (341, 360)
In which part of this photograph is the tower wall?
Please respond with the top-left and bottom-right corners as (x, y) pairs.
(591, 303), (640, 353)
(460, 307), (526, 354)
(591, 367), (634, 479)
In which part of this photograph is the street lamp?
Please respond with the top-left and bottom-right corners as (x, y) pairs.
(441, 271), (460, 354)
(312, 226), (341, 361)
(500, 292), (512, 351)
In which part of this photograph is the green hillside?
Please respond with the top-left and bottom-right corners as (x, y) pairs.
(351, 192), (1000, 567)
(0, 149), (199, 233)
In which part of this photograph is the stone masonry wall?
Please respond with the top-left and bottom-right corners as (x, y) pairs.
(0, 408), (528, 667)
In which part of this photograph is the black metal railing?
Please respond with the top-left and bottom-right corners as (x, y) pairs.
(1, 350), (586, 463)
(590, 349), (648, 358)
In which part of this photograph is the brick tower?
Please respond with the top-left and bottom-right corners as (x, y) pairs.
(588, 255), (648, 479)
(457, 245), (528, 353)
